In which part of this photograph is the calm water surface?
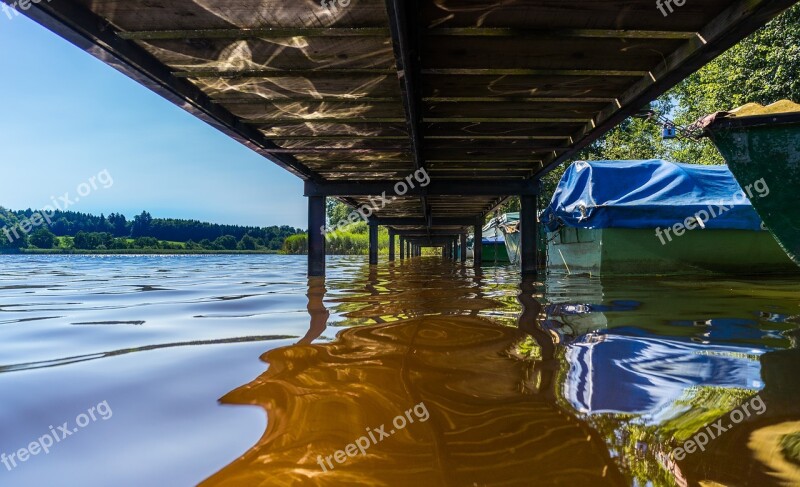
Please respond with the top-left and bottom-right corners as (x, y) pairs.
(0, 255), (799, 486)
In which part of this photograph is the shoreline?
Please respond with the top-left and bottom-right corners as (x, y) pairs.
(1, 249), (283, 256)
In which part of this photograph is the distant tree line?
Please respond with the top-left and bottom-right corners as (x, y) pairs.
(0, 208), (303, 252)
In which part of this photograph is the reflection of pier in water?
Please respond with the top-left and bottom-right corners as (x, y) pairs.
(202, 263), (623, 486)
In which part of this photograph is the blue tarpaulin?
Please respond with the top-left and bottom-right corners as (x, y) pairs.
(541, 160), (766, 232)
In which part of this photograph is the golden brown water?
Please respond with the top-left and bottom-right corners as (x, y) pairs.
(201, 258), (800, 486)
(1, 255), (799, 486)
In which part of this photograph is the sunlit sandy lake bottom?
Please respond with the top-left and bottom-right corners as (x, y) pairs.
(1, 255), (799, 486)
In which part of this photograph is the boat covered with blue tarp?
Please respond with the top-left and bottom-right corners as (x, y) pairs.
(540, 160), (795, 275)
(541, 160), (765, 232)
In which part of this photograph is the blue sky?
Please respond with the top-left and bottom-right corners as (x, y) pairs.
(0, 14), (307, 228)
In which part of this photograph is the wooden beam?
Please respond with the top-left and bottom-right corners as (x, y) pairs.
(426, 28), (697, 40)
(385, 0), (430, 231)
(426, 136), (571, 141)
(119, 27), (391, 40)
(394, 230), (468, 237)
(421, 68), (647, 77)
(174, 68), (395, 78)
(308, 195), (326, 277)
(218, 96), (611, 104)
(262, 148), (410, 154)
(304, 179), (537, 197)
(424, 96), (615, 103)
(373, 217), (477, 226)
(216, 96), (403, 104)
(249, 118), (407, 124)
(270, 136), (410, 141)
(423, 117), (589, 123)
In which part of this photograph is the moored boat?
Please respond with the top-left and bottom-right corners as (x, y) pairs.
(698, 100), (800, 265)
(481, 213), (518, 263)
(540, 160), (797, 276)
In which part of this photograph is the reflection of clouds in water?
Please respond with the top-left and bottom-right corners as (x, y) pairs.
(430, 0), (520, 27)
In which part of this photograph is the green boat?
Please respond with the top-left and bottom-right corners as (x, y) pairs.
(481, 213), (517, 264)
(699, 100), (800, 266)
(547, 227), (793, 276)
(540, 160), (798, 276)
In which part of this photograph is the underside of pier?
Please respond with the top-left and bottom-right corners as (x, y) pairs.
(12, 0), (798, 275)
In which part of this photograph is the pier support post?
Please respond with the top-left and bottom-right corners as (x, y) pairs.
(460, 233), (467, 263)
(521, 194), (539, 275)
(473, 220), (482, 268)
(369, 221), (379, 265)
(388, 229), (396, 262)
(308, 195), (326, 277)
(399, 237), (405, 259)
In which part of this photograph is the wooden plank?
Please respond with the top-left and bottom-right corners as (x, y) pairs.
(423, 117), (589, 123)
(424, 96), (615, 103)
(226, 101), (406, 121)
(426, 135), (569, 140)
(175, 68), (396, 77)
(422, 37), (683, 72)
(138, 37), (395, 72)
(424, 101), (606, 118)
(74, 0), (391, 31)
(419, 0), (733, 31)
(424, 122), (581, 138)
(120, 27), (391, 40)
(425, 148), (559, 160)
(195, 74), (401, 99)
(259, 123), (408, 138)
(426, 28), (696, 39)
(422, 74), (636, 98)
(249, 118), (407, 124)
(421, 68), (647, 77)
(218, 96), (403, 103)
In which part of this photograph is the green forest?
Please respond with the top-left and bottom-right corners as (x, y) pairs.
(0, 208), (303, 253)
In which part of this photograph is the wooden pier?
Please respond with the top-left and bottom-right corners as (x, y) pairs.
(11, 0), (798, 275)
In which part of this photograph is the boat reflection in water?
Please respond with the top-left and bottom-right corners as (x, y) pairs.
(548, 275), (800, 486)
(203, 260), (800, 486)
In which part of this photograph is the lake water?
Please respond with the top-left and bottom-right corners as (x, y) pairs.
(0, 255), (798, 486)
